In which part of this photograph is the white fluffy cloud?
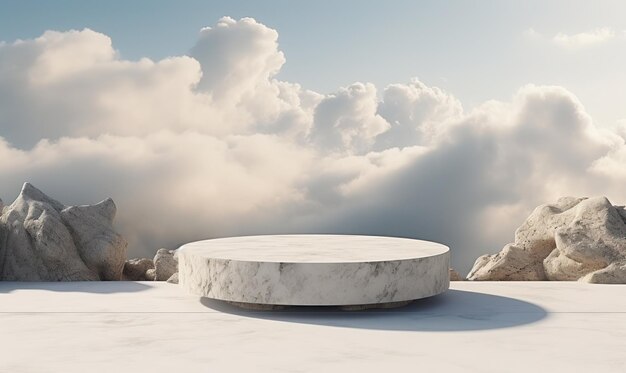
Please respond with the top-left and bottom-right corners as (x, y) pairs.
(525, 27), (618, 49)
(310, 82), (389, 153)
(374, 78), (463, 150)
(1, 17), (625, 273)
(553, 27), (616, 48)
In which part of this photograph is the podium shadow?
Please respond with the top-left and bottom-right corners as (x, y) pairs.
(199, 289), (548, 332)
(0, 281), (151, 294)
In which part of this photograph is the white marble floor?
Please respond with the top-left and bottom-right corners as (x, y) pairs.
(0, 281), (625, 372)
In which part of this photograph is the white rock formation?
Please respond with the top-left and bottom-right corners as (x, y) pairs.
(468, 196), (626, 283)
(122, 250), (178, 282)
(581, 261), (626, 284)
(166, 272), (179, 284)
(62, 200), (127, 280)
(0, 183), (127, 281)
(154, 248), (178, 281)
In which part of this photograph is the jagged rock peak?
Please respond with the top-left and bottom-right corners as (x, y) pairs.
(0, 183), (127, 281)
(18, 182), (65, 211)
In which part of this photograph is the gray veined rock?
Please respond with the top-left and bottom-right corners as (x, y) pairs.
(122, 250), (178, 282)
(0, 183), (127, 281)
(154, 248), (178, 281)
(61, 199), (126, 280)
(468, 196), (626, 283)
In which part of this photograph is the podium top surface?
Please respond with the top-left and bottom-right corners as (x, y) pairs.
(178, 234), (449, 263)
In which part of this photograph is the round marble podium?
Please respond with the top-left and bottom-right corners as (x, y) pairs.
(178, 235), (449, 309)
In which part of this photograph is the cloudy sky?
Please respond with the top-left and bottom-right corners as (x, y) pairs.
(1, 1), (625, 273)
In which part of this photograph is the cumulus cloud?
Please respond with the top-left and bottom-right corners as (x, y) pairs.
(525, 27), (617, 49)
(1, 17), (625, 273)
(374, 78), (463, 150)
(310, 84), (625, 269)
(190, 17), (285, 98)
(309, 82), (389, 153)
(553, 27), (615, 48)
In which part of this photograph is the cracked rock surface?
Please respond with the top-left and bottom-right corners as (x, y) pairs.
(0, 183), (127, 281)
(468, 196), (626, 283)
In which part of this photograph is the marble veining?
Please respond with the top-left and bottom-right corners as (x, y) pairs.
(179, 234), (447, 263)
(178, 235), (450, 306)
